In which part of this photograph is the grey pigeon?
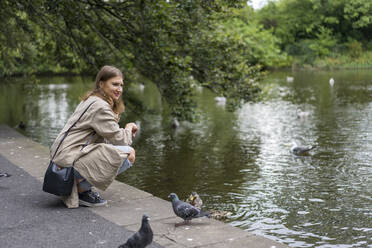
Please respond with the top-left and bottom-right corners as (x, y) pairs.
(118, 214), (153, 248)
(290, 142), (316, 156)
(0, 173), (11, 178)
(168, 193), (210, 226)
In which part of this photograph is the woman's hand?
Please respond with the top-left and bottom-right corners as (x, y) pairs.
(128, 147), (135, 164)
(125, 122), (138, 137)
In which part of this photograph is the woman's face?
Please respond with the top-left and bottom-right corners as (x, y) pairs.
(100, 76), (123, 100)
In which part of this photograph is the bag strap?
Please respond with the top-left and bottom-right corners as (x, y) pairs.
(51, 101), (96, 161)
(81, 131), (96, 150)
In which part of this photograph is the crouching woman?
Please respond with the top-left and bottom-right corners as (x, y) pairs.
(49, 65), (137, 208)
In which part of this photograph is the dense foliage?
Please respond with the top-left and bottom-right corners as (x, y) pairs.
(256, 0), (372, 67)
(0, 0), (266, 121)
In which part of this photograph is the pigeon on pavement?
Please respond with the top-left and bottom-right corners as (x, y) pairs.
(118, 214), (153, 248)
(168, 193), (210, 226)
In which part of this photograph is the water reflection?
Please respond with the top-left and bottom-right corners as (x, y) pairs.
(0, 71), (371, 247)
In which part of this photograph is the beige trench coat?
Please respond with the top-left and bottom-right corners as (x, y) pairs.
(49, 96), (133, 208)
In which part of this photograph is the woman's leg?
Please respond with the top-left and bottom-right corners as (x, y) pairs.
(74, 146), (132, 192)
(115, 146), (133, 175)
(74, 169), (92, 193)
(117, 158), (132, 175)
(115, 145), (132, 154)
(75, 146), (133, 206)
(74, 169), (106, 207)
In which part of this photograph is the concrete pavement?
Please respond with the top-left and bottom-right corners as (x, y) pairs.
(0, 125), (288, 248)
(0, 153), (162, 248)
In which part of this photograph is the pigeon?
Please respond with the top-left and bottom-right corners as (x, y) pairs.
(290, 142), (317, 156)
(168, 193), (210, 226)
(185, 192), (203, 210)
(0, 173), (11, 178)
(118, 214), (153, 248)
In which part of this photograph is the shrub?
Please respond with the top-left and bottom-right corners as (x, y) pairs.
(347, 40), (363, 58)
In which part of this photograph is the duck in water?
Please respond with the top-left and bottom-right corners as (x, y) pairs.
(186, 192), (232, 220)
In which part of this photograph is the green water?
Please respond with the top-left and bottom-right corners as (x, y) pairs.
(1, 71), (371, 247)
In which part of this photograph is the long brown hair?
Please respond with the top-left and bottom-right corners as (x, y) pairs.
(82, 65), (125, 116)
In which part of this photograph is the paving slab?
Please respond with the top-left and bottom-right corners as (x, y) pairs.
(100, 180), (153, 201)
(0, 125), (289, 248)
(91, 196), (175, 226)
(154, 218), (250, 248)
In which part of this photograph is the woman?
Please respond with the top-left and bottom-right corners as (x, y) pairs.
(50, 65), (138, 208)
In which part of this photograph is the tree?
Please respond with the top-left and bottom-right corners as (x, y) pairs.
(344, 0), (372, 29)
(255, 0), (372, 64)
(221, 7), (289, 68)
(344, 0), (372, 40)
(1, 0), (262, 121)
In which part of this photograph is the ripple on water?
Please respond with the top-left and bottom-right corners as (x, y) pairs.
(308, 198), (325, 203)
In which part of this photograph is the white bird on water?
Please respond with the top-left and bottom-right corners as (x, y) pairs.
(214, 96), (226, 106)
(297, 111), (310, 119)
(286, 76), (294, 83)
(290, 141), (317, 156)
(329, 78), (334, 87)
(215, 96), (226, 102)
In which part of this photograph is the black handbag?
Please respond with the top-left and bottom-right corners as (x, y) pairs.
(42, 101), (96, 196)
(43, 161), (74, 196)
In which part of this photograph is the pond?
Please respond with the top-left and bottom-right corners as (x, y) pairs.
(0, 70), (371, 247)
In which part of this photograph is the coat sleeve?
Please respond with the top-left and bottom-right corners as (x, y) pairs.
(90, 105), (133, 146)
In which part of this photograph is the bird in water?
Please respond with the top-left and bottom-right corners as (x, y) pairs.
(185, 192), (232, 220)
(297, 111), (310, 119)
(16, 121), (26, 130)
(185, 192), (203, 210)
(329, 78), (335, 87)
(171, 117), (180, 128)
(168, 193), (210, 226)
(290, 141), (317, 156)
(118, 214), (153, 248)
(214, 96), (226, 103)
(214, 96), (226, 106)
(0, 173), (11, 178)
